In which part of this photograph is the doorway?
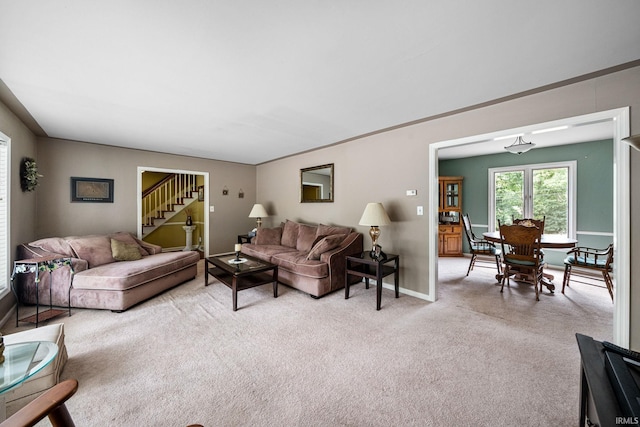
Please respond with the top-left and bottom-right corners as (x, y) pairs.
(428, 107), (631, 346)
(137, 166), (209, 256)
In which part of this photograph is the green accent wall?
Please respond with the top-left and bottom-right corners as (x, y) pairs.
(439, 139), (613, 266)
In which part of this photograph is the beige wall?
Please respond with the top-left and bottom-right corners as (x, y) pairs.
(35, 138), (257, 255)
(0, 100), (39, 320)
(258, 66), (640, 347)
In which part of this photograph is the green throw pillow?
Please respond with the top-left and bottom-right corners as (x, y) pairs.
(111, 238), (142, 261)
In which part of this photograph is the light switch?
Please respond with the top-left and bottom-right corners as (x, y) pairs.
(209, 205), (215, 212)
(417, 206), (424, 215)
(406, 189), (417, 196)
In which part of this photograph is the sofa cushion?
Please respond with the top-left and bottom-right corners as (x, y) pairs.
(110, 232), (150, 256)
(271, 251), (329, 279)
(255, 227), (282, 246)
(28, 237), (76, 258)
(241, 244), (297, 262)
(67, 235), (115, 268)
(111, 238), (143, 261)
(317, 223), (351, 237)
(306, 234), (346, 260)
(296, 223), (318, 252)
(281, 220), (299, 248)
(72, 251), (200, 291)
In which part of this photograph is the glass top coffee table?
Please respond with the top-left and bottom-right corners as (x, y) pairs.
(204, 252), (278, 311)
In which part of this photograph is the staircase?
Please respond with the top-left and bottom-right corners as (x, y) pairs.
(142, 173), (199, 238)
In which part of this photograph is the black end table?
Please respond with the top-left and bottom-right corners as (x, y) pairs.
(345, 252), (399, 310)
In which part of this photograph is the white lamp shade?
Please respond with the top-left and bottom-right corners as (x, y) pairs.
(359, 202), (391, 226)
(248, 204), (268, 218)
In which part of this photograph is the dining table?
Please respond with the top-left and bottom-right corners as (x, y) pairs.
(482, 231), (578, 292)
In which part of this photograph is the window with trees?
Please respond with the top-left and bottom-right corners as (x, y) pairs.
(488, 161), (576, 237)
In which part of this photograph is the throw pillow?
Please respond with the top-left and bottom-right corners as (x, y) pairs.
(67, 235), (115, 268)
(29, 237), (76, 257)
(255, 227), (282, 245)
(306, 234), (345, 260)
(281, 220), (299, 248)
(110, 232), (150, 256)
(111, 239), (142, 261)
(296, 224), (318, 252)
(317, 223), (351, 237)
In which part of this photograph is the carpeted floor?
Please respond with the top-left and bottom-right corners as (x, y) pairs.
(3, 257), (614, 426)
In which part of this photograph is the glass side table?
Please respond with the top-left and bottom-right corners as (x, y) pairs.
(10, 256), (74, 328)
(0, 341), (59, 420)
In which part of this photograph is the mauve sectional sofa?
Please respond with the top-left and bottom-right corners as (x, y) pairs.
(241, 220), (363, 297)
(15, 232), (199, 312)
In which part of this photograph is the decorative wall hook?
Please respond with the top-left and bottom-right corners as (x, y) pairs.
(222, 186), (229, 196)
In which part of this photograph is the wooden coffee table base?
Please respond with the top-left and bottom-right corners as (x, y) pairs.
(204, 254), (278, 311)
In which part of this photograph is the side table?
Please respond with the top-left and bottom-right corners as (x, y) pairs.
(345, 252), (400, 310)
(237, 234), (252, 244)
(0, 341), (59, 420)
(10, 256), (74, 328)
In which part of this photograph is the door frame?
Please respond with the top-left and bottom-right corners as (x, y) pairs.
(428, 107), (631, 346)
(137, 166), (209, 255)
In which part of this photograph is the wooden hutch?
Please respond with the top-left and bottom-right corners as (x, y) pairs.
(438, 176), (463, 256)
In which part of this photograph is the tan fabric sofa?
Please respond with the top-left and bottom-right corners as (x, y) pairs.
(241, 220), (363, 297)
(15, 232), (199, 312)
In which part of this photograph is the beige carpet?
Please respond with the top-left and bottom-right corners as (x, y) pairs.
(2, 257), (613, 426)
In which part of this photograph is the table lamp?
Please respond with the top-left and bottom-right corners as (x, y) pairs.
(359, 202), (391, 256)
(249, 204), (268, 228)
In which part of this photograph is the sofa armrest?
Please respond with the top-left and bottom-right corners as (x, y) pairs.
(136, 240), (163, 255)
(322, 232), (364, 292)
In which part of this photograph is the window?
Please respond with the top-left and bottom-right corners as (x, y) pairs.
(489, 161), (576, 237)
(0, 134), (9, 292)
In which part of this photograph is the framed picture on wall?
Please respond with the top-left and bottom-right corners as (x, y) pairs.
(197, 185), (204, 201)
(71, 177), (114, 202)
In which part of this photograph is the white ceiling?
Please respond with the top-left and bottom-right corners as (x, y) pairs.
(1, 1), (639, 165)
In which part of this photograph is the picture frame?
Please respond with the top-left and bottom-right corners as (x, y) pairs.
(71, 177), (114, 203)
(197, 185), (204, 201)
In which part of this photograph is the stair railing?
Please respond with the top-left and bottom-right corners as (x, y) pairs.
(142, 173), (198, 227)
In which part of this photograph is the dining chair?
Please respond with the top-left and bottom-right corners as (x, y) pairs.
(562, 244), (614, 301)
(512, 216), (546, 233)
(462, 214), (501, 276)
(498, 222), (545, 301)
(513, 216), (546, 260)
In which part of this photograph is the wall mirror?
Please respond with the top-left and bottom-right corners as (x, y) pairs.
(300, 163), (334, 203)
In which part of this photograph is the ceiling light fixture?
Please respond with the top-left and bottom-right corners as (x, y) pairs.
(504, 136), (536, 154)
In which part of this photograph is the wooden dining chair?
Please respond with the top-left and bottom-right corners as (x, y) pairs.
(512, 216), (546, 233)
(513, 216), (546, 260)
(562, 244), (614, 300)
(462, 214), (502, 276)
(498, 222), (545, 301)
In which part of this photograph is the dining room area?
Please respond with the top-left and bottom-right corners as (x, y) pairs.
(435, 122), (617, 323)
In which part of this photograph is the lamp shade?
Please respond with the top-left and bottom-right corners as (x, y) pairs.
(359, 203), (391, 226)
(248, 204), (268, 218)
(504, 136), (535, 154)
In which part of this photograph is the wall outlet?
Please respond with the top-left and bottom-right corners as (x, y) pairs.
(406, 189), (417, 196)
(417, 206), (424, 215)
